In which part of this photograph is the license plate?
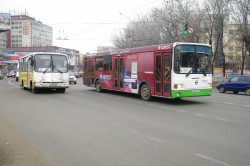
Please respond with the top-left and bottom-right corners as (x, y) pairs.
(192, 90), (200, 93)
(50, 83), (58, 86)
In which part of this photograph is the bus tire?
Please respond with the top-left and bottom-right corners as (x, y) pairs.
(31, 83), (37, 94)
(96, 80), (102, 92)
(140, 84), (151, 101)
(22, 80), (26, 90)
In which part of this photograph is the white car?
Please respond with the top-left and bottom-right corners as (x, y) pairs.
(69, 72), (77, 84)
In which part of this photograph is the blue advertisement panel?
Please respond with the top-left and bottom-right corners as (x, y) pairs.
(0, 13), (11, 32)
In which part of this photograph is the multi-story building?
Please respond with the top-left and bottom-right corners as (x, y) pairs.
(224, 24), (242, 62)
(0, 32), (7, 51)
(10, 15), (52, 47)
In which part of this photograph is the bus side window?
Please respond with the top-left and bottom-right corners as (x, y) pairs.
(95, 56), (103, 71)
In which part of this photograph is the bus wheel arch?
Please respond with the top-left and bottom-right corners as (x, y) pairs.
(95, 79), (102, 92)
(139, 82), (151, 101)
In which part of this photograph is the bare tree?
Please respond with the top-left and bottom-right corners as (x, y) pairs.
(202, 0), (232, 76)
(111, 0), (201, 49)
(230, 0), (250, 75)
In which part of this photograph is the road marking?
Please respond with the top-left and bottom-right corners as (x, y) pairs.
(242, 105), (250, 107)
(126, 99), (131, 102)
(195, 114), (207, 117)
(8, 80), (15, 87)
(209, 100), (218, 103)
(195, 153), (232, 166)
(147, 104), (155, 107)
(129, 129), (139, 134)
(136, 101), (142, 104)
(176, 109), (187, 113)
(223, 102), (234, 105)
(149, 137), (165, 144)
(161, 107), (168, 109)
(112, 123), (121, 128)
(217, 117), (230, 122)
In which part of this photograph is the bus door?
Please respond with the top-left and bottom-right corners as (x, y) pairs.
(86, 57), (95, 86)
(113, 55), (124, 90)
(27, 57), (33, 89)
(154, 53), (171, 97)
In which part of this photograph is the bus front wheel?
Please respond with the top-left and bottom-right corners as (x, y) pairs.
(31, 83), (37, 94)
(140, 84), (151, 101)
(96, 80), (102, 92)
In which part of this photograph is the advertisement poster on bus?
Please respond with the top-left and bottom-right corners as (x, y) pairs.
(0, 13), (10, 32)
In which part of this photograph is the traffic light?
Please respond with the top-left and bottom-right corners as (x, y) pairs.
(184, 23), (188, 35)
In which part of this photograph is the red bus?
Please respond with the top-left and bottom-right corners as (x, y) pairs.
(83, 42), (212, 100)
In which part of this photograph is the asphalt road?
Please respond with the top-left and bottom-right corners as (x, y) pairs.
(0, 77), (250, 166)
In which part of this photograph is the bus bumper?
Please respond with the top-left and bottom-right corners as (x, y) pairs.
(171, 88), (212, 99)
(34, 82), (69, 88)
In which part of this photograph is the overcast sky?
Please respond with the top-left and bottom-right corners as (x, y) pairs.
(1, 0), (163, 53)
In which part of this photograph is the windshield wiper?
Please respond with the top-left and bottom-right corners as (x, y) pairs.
(43, 60), (52, 74)
(186, 69), (192, 77)
(202, 70), (207, 76)
(43, 66), (51, 74)
(55, 68), (63, 74)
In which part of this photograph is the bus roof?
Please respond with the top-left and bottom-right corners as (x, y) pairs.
(19, 52), (67, 59)
(87, 42), (210, 57)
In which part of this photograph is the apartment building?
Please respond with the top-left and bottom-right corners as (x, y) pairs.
(10, 15), (52, 47)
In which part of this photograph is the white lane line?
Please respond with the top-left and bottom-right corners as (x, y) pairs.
(195, 114), (207, 117)
(223, 102), (234, 105)
(195, 153), (232, 166)
(161, 107), (168, 109)
(129, 129), (139, 134)
(126, 99), (131, 102)
(136, 101), (142, 104)
(242, 105), (250, 107)
(217, 117), (230, 122)
(147, 104), (155, 107)
(176, 109), (187, 113)
(149, 137), (165, 144)
(8, 80), (15, 87)
(117, 98), (122, 100)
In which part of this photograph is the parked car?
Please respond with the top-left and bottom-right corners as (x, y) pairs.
(69, 72), (77, 84)
(78, 71), (83, 77)
(216, 75), (250, 96)
(73, 72), (80, 78)
(0, 71), (4, 79)
(6, 70), (17, 78)
(16, 71), (19, 82)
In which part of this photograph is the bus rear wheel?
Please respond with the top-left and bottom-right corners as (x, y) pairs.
(96, 80), (102, 92)
(140, 84), (151, 101)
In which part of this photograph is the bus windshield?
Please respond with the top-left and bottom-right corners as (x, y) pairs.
(34, 54), (68, 73)
(174, 45), (212, 75)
